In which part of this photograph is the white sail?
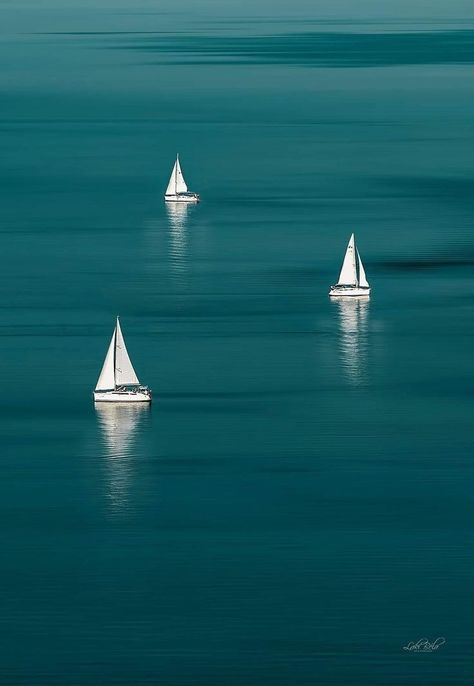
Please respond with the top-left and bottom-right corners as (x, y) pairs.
(337, 234), (357, 285)
(95, 329), (116, 391)
(165, 155), (188, 196)
(165, 160), (177, 196)
(175, 156), (188, 193)
(357, 248), (369, 288)
(114, 318), (140, 386)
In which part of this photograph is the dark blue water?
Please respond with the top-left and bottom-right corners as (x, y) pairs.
(1, 4), (474, 684)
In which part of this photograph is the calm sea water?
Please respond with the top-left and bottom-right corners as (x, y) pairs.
(1, 3), (474, 684)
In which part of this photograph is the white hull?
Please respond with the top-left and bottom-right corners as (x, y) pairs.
(329, 286), (371, 297)
(93, 389), (152, 403)
(164, 193), (200, 204)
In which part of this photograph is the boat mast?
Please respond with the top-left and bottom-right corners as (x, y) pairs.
(113, 317), (118, 389)
(354, 237), (359, 287)
(175, 153), (179, 195)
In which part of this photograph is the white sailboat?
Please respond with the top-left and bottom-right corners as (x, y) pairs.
(329, 233), (370, 297)
(164, 154), (200, 203)
(93, 317), (152, 403)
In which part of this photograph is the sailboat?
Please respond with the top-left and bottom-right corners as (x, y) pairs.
(93, 317), (152, 403)
(329, 233), (370, 297)
(164, 154), (200, 203)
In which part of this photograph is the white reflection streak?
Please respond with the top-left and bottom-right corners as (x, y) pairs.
(334, 296), (370, 385)
(166, 201), (189, 284)
(95, 403), (149, 513)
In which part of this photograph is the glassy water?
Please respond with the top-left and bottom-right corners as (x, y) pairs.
(1, 3), (474, 684)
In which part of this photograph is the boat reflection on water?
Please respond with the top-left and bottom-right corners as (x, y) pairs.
(166, 201), (189, 284)
(332, 296), (370, 386)
(95, 402), (150, 513)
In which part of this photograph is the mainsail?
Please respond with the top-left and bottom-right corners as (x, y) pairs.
(165, 155), (188, 196)
(95, 318), (140, 391)
(95, 330), (116, 391)
(337, 234), (357, 286)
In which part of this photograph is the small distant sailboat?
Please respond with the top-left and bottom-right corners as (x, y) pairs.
(164, 154), (200, 203)
(93, 317), (152, 403)
(329, 233), (370, 297)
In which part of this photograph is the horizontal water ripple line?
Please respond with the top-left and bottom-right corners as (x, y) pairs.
(103, 29), (474, 68)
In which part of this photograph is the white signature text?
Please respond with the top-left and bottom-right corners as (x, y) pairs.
(403, 638), (446, 652)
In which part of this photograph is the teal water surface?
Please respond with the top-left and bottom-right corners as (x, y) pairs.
(1, 3), (474, 684)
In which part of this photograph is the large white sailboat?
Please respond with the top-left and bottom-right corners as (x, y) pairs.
(164, 154), (200, 203)
(329, 233), (370, 297)
(93, 318), (152, 403)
